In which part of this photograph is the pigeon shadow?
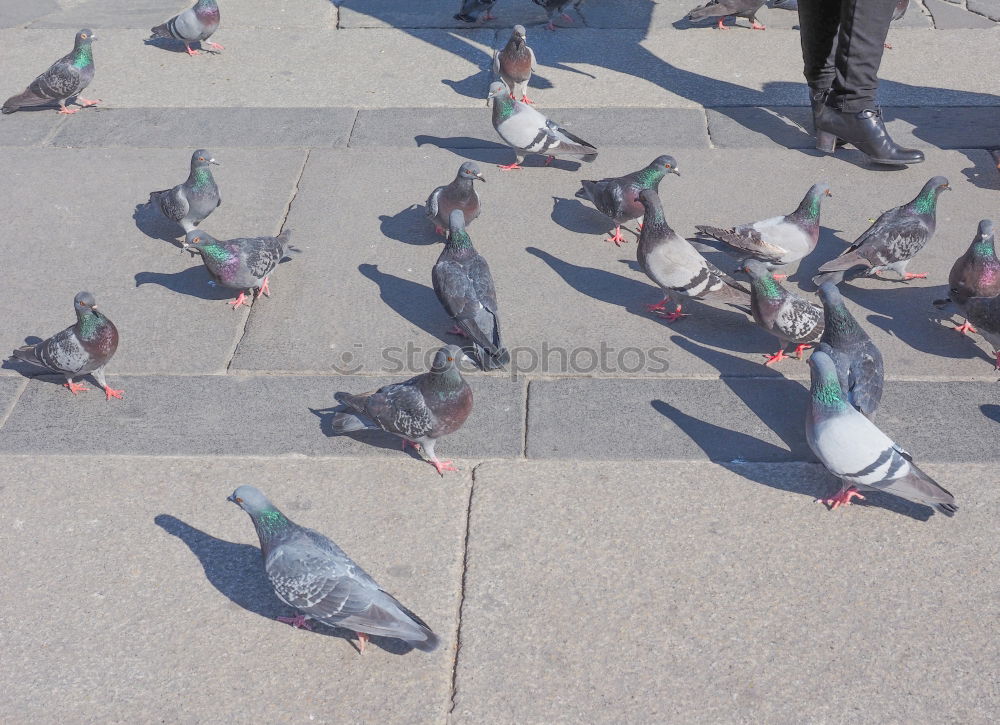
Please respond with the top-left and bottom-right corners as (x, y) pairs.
(549, 196), (617, 236)
(414, 135), (512, 165)
(441, 69), (492, 100)
(956, 149), (1000, 193)
(154, 514), (414, 654)
(358, 263), (448, 341)
(134, 265), (236, 301)
(143, 37), (220, 55)
(308, 406), (426, 459)
(133, 201), (184, 245)
(379, 205), (441, 246)
(981, 404), (1000, 424)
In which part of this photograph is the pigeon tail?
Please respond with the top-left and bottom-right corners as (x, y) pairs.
(11, 344), (43, 367)
(812, 269), (846, 286)
(478, 345), (510, 370)
(3, 87), (50, 113)
(576, 180), (600, 202)
(329, 411), (376, 434)
(816, 251), (871, 275)
(149, 22), (172, 38)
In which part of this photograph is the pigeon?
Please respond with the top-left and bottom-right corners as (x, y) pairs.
(739, 259), (823, 365)
(2, 29), (99, 115)
(425, 162), (485, 237)
(228, 485), (439, 654)
(577, 155), (681, 246)
(533, 0), (582, 31)
(816, 281), (883, 419)
(892, 0), (909, 21)
(813, 176), (950, 285)
(11, 291), (122, 400)
(636, 188), (751, 323)
(487, 81), (597, 170)
(806, 348), (957, 516)
(148, 149), (221, 234)
(330, 345), (473, 475)
(953, 293), (1000, 369)
(433, 210), (510, 371)
(945, 220), (1000, 335)
(493, 25), (536, 104)
(695, 183), (832, 276)
(150, 0), (223, 56)
(184, 228), (291, 309)
(686, 0), (767, 30)
(454, 0), (498, 23)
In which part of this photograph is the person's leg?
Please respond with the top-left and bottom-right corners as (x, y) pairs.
(797, 0), (841, 96)
(829, 0), (897, 111)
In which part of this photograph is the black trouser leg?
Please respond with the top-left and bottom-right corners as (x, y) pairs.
(797, 0), (841, 95)
(830, 0), (898, 111)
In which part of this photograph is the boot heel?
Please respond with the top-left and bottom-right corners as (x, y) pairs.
(815, 131), (837, 153)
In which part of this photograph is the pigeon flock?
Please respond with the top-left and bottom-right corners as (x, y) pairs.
(3, 0), (994, 655)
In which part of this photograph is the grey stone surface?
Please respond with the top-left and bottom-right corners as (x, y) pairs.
(968, 0), (1000, 21)
(0, 111), (64, 146)
(454, 460), (999, 724)
(339, 0), (552, 29)
(29, 0), (337, 29)
(924, 0), (998, 28)
(0, 0), (58, 29)
(525, 378), (1000, 461)
(0, 378), (26, 427)
(50, 107), (358, 148)
(0, 373), (523, 459)
(0, 455), (466, 723)
(351, 107), (710, 148)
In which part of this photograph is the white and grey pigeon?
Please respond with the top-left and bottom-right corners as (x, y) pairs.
(184, 228), (291, 309)
(148, 149), (221, 234)
(433, 210), (510, 371)
(149, 0), (222, 56)
(739, 258), (824, 365)
(816, 281), (883, 420)
(533, 0), (584, 31)
(686, 0), (767, 30)
(228, 485), (439, 654)
(636, 188), (751, 323)
(425, 162), (485, 237)
(11, 291), (122, 400)
(806, 348), (957, 516)
(813, 176), (950, 285)
(493, 25), (536, 104)
(696, 183), (832, 276)
(943, 219), (1000, 335)
(2, 29), (99, 115)
(487, 81), (597, 170)
(330, 345), (473, 475)
(454, 0), (498, 23)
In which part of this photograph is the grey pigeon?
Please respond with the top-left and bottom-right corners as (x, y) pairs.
(11, 291), (122, 400)
(184, 228), (291, 309)
(816, 281), (883, 420)
(952, 293), (1000, 370)
(3, 29), (99, 115)
(533, 0), (582, 31)
(686, 0), (767, 30)
(148, 149), (221, 234)
(945, 219), (1000, 335)
(228, 485), (439, 654)
(813, 176), (950, 285)
(433, 210), (510, 371)
(696, 183), (831, 275)
(636, 189), (751, 322)
(425, 162), (485, 236)
(488, 81), (597, 170)
(807, 349), (957, 516)
(892, 0), (909, 21)
(454, 0), (498, 23)
(150, 0), (222, 56)
(577, 155), (681, 246)
(330, 345), (473, 475)
(493, 25), (536, 104)
(739, 259), (823, 365)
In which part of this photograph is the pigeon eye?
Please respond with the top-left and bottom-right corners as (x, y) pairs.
(198, 156), (205, 161)
(447, 357), (454, 362)
(236, 497), (243, 503)
(81, 33), (88, 39)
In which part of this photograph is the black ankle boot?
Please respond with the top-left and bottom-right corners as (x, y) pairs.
(810, 91), (844, 148)
(815, 106), (924, 165)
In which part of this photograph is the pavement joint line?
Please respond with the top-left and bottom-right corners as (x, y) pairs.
(701, 106), (716, 150)
(447, 460), (481, 719)
(0, 378), (28, 432)
(37, 113), (68, 147)
(521, 376), (532, 458)
(345, 109), (362, 148)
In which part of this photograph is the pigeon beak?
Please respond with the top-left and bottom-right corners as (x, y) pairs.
(475, 173), (486, 182)
(210, 159), (220, 166)
(670, 168), (680, 177)
(825, 190), (833, 197)
(226, 493), (237, 504)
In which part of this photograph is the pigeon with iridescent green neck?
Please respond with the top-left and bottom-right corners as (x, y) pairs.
(807, 348), (957, 516)
(228, 485), (439, 654)
(148, 149), (221, 234)
(184, 228), (291, 309)
(945, 220), (1000, 335)
(425, 162), (485, 236)
(740, 258), (823, 365)
(577, 155), (680, 246)
(696, 183), (831, 275)
(813, 176), (950, 285)
(2, 29), (99, 114)
(150, 0), (222, 56)
(11, 292), (122, 400)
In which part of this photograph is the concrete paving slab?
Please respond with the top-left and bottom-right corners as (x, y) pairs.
(0, 378), (26, 427)
(49, 107), (357, 148)
(0, 110), (64, 146)
(454, 459), (999, 724)
(339, 0), (553, 29)
(0, 455), (467, 723)
(924, 0), (998, 28)
(0, 147), (305, 376)
(968, 0), (1000, 21)
(0, 373), (523, 460)
(0, 0), (59, 29)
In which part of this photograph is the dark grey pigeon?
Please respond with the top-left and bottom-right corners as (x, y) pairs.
(455, 0), (498, 23)
(636, 189), (750, 323)
(813, 176), (950, 285)
(816, 282), (883, 420)
(686, 0), (767, 29)
(150, 0), (222, 56)
(533, 0), (582, 31)
(953, 294), (1000, 370)
(433, 210), (510, 371)
(331, 345), (473, 475)
(184, 228), (291, 309)
(696, 183), (831, 274)
(577, 155), (680, 246)
(228, 485), (439, 654)
(425, 162), (485, 237)
(11, 291), (122, 400)
(493, 25), (536, 104)
(945, 219), (1000, 335)
(3, 29), (98, 114)
(149, 149), (221, 234)
(807, 349), (957, 516)
(740, 258), (823, 365)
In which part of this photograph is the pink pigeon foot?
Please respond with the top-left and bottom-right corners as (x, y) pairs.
(520, 95), (534, 104)
(434, 225), (446, 236)
(277, 614), (314, 630)
(58, 105), (80, 115)
(902, 272), (927, 280)
(994, 350), (1000, 370)
(716, 18), (728, 29)
(102, 386), (124, 401)
(64, 381), (90, 395)
(77, 97), (100, 107)
(206, 41), (225, 51)
(561, 13), (574, 22)
(763, 349), (790, 365)
(544, 155), (555, 166)
(184, 43), (199, 55)
(954, 321), (977, 335)
(256, 277), (271, 298)
(883, 43), (893, 50)
(403, 439), (421, 452)
(356, 632), (369, 654)
(430, 458), (458, 476)
(751, 21), (766, 30)
(792, 343), (812, 359)
(656, 304), (688, 323)
(772, 273), (787, 281)
(545, 22), (558, 31)
(606, 226), (627, 246)
(485, 12), (497, 20)
(817, 487), (865, 510)
(497, 162), (522, 170)
(229, 291), (250, 309)
(646, 298), (670, 313)
(447, 325), (469, 338)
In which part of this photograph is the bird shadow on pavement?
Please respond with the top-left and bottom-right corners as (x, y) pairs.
(358, 263), (450, 342)
(134, 265), (237, 301)
(143, 38), (220, 55)
(415, 135), (511, 165)
(154, 514), (414, 655)
(308, 405), (426, 460)
(133, 202), (184, 246)
(441, 69), (492, 100)
(549, 196), (618, 236)
(954, 149), (1000, 193)
(981, 404), (1000, 423)
(380, 204), (441, 246)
